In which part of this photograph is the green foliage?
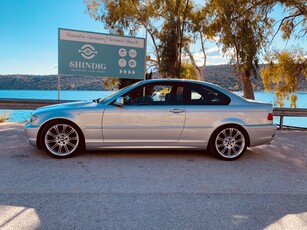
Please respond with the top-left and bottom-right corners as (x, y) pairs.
(83, 0), (306, 104)
(103, 77), (118, 90)
(158, 18), (180, 78)
(255, 0), (307, 107)
(205, 0), (272, 67)
(204, 0), (273, 99)
(180, 61), (199, 80)
(84, 0), (202, 78)
(258, 0), (307, 40)
(84, 0), (143, 36)
(261, 50), (307, 107)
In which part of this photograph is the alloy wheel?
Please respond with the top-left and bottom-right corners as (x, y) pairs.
(44, 124), (79, 156)
(214, 127), (245, 159)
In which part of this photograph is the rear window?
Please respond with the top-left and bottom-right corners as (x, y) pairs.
(184, 83), (231, 105)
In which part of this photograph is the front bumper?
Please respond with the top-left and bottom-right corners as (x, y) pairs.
(24, 123), (40, 147)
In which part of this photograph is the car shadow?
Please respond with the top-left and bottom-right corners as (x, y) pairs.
(82, 148), (216, 160)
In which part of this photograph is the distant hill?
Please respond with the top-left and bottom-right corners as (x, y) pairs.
(0, 75), (107, 91)
(0, 65), (306, 91)
(203, 65), (306, 91)
(204, 65), (262, 91)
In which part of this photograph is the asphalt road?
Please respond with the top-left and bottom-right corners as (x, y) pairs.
(0, 122), (306, 230)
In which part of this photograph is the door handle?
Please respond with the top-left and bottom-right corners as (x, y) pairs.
(170, 109), (184, 114)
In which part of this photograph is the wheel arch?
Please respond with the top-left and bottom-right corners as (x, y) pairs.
(208, 123), (250, 148)
(36, 118), (85, 150)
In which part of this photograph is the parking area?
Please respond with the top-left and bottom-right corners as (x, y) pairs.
(0, 122), (306, 229)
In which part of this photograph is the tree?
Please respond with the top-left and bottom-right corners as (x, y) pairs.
(257, 0), (307, 107)
(180, 61), (199, 79)
(84, 0), (206, 80)
(252, 0), (306, 40)
(278, 0), (306, 39)
(103, 72), (153, 89)
(261, 50), (306, 107)
(183, 6), (209, 81)
(205, 0), (273, 100)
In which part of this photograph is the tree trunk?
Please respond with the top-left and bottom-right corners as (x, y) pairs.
(183, 44), (206, 81)
(240, 69), (255, 100)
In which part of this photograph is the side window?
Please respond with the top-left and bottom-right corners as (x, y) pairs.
(184, 83), (231, 105)
(123, 83), (183, 105)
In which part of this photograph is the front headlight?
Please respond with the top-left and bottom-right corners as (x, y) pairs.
(30, 115), (38, 123)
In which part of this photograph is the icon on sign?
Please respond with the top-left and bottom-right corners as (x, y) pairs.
(129, 49), (137, 58)
(78, 44), (97, 60)
(128, 59), (137, 68)
(118, 59), (127, 68)
(118, 48), (127, 57)
(120, 69), (136, 75)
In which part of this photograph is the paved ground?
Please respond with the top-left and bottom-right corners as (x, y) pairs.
(0, 122), (306, 230)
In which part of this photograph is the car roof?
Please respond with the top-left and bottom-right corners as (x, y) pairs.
(143, 78), (202, 83)
(142, 78), (218, 87)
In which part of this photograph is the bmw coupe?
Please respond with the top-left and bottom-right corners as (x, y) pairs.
(25, 79), (276, 160)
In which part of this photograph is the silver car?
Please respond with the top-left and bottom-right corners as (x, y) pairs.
(25, 79), (276, 160)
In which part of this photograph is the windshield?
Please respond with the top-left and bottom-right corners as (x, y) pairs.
(97, 81), (142, 103)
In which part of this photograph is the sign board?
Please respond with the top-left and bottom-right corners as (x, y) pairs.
(58, 28), (146, 79)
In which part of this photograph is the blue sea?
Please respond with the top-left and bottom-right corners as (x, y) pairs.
(0, 90), (307, 128)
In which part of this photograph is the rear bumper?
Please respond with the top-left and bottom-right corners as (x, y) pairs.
(244, 124), (277, 147)
(24, 123), (40, 147)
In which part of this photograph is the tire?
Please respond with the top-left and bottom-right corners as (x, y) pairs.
(210, 126), (247, 161)
(41, 120), (83, 158)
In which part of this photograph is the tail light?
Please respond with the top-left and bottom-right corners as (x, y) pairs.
(267, 112), (273, 121)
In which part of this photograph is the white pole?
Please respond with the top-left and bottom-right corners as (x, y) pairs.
(144, 20), (148, 80)
(58, 74), (61, 100)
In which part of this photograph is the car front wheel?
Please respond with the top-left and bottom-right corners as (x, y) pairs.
(41, 121), (83, 158)
(210, 126), (247, 161)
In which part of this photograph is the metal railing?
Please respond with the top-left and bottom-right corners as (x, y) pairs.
(1, 98), (307, 129)
(0, 98), (73, 110)
(272, 108), (307, 129)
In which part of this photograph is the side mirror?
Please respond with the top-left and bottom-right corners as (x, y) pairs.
(113, 97), (124, 106)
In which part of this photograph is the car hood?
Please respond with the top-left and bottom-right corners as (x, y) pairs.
(34, 100), (99, 113)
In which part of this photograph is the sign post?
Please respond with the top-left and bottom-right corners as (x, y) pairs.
(57, 74), (61, 100)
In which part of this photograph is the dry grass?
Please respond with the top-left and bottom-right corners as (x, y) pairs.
(0, 112), (11, 123)
(0, 117), (8, 123)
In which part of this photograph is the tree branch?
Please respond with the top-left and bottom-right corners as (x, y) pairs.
(270, 12), (301, 42)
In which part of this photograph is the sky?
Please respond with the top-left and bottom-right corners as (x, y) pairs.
(0, 0), (306, 75)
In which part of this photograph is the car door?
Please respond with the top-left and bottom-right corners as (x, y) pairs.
(179, 83), (231, 145)
(102, 82), (185, 143)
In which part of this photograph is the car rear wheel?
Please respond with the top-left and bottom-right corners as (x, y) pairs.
(41, 121), (83, 158)
(210, 126), (247, 161)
